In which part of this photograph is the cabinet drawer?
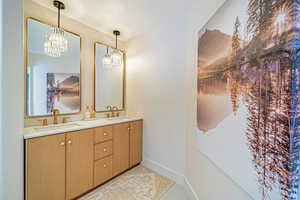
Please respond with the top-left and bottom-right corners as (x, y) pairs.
(94, 156), (113, 186)
(95, 141), (113, 160)
(94, 126), (113, 144)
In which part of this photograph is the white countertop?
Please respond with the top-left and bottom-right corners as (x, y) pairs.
(24, 116), (143, 139)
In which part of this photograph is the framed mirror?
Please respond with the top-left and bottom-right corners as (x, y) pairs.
(94, 42), (125, 112)
(25, 18), (81, 117)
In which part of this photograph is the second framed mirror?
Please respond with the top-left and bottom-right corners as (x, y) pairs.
(94, 42), (125, 113)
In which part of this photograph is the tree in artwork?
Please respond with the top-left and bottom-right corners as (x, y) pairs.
(232, 17), (242, 58)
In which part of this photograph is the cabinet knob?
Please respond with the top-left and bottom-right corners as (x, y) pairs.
(60, 141), (65, 146)
(103, 132), (108, 136)
(68, 140), (72, 144)
(103, 164), (107, 168)
(128, 127), (130, 131)
(103, 148), (107, 152)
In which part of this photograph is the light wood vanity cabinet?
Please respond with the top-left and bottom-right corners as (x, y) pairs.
(26, 134), (66, 200)
(93, 125), (114, 187)
(112, 120), (143, 176)
(94, 140), (113, 160)
(25, 120), (143, 200)
(66, 129), (94, 200)
(94, 155), (113, 186)
(94, 126), (113, 143)
(130, 120), (143, 167)
(112, 122), (130, 176)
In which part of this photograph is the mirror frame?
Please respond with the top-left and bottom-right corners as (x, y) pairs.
(93, 41), (126, 113)
(24, 17), (82, 118)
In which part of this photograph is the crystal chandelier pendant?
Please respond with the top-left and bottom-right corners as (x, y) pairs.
(103, 53), (112, 69)
(111, 49), (122, 66)
(44, 27), (68, 57)
(102, 47), (112, 68)
(111, 30), (122, 67)
(44, 1), (68, 57)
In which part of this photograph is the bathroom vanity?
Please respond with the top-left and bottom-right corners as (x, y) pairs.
(24, 12), (132, 200)
(24, 117), (143, 200)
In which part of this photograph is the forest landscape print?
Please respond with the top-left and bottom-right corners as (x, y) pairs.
(47, 73), (80, 114)
(197, 0), (300, 199)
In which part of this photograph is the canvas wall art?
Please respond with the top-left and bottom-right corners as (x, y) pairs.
(47, 73), (80, 114)
(197, 0), (300, 199)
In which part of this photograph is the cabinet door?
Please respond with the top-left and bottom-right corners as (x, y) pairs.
(26, 134), (66, 200)
(66, 129), (94, 200)
(130, 120), (143, 167)
(113, 123), (130, 176)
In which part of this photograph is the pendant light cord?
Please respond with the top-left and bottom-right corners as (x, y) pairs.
(113, 30), (120, 50)
(115, 34), (118, 49)
(58, 5), (61, 28)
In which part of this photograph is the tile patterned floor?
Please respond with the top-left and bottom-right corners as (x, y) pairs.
(79, 165), (190, 200)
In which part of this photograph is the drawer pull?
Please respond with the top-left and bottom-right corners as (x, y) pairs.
(68, 140), (72, 144)
(103, 164), (107, 168)
(103, 132), (108, 136)
(103, 148), (107, 152)
(60, 141), (65, 146)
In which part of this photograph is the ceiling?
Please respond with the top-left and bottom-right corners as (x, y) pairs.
(31, 0), (188, 41)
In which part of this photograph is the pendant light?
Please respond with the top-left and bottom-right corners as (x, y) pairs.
(102, 47), (112, 67)
(44, 0), (68, 57)
(111, 30), (122, 66)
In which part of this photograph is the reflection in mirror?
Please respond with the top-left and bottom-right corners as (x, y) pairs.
(94, 43), (125, 112)
(26, 18), (81, 117)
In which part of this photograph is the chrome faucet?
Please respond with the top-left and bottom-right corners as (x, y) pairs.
(51, 109), (60, 124)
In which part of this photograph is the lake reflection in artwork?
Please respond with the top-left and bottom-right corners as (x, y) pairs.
(196, 0), (300, 199)
(47, 73), (80, 114)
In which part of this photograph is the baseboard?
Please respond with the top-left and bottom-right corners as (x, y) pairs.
(141, 158), (185, 184)
(142, 158), (200, 200)
(183, 177), (199, 200)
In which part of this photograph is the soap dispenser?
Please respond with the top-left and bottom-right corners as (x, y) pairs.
(85, 105), (91, 120)
(90, 105), (96, 118)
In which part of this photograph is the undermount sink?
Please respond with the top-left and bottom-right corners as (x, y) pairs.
(34, 123), (81, 132)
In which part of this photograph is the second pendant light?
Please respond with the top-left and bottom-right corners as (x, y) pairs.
(102, 30), (122, 67)
(111, 30), (122, 66)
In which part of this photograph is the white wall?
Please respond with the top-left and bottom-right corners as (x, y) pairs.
(126, 10), (188, 180)
(185, 149), (253, 199)
(127, 0), (254, 199)
(1, 0), (24, 200)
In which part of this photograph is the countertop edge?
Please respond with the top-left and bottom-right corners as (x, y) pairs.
(24, 117), (143, 139)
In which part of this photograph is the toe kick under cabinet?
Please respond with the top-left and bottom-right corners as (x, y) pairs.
(25, 120), (143, 200)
